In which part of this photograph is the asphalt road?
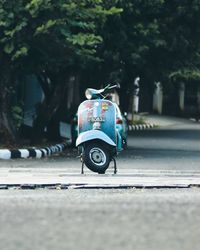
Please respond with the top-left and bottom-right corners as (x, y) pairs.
(0, 188), (200, 250)
(122, 120), (200, 171)
(1, 117), (200, 250)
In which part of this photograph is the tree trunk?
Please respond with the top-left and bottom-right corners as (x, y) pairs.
(0, 111), (16, 145)
(0, 54), (18, 146)
(30, 76), (66, 144)
(30, 71), (79, 145)
(31, 104), (47, 145)
(0, 84), (17, 145)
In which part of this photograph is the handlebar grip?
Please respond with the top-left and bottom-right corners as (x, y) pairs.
(108, 85), (117, 89)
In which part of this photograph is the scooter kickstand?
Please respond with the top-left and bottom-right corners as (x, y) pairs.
(81, 155), (84, 174)
(112, 157), (117, 174)
(81, 161), (84, 174)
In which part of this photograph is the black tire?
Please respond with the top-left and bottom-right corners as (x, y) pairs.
(83, 141), (111, 174)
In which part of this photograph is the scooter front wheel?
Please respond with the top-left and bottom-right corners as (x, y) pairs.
(83, 141), (111, 174)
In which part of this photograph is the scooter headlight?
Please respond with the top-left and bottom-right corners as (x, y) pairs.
(85, 89), (92, 99)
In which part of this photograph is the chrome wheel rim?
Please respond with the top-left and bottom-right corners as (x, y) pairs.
(89, 147), (106, 166)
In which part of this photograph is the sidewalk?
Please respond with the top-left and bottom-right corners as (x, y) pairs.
(137, 113), (196, 128)
(1, 167), (200, 189)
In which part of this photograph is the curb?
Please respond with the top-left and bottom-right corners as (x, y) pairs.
(0, 143), (68, 160)
(128, 123), (157, 131)
(0, 183), (191, 190)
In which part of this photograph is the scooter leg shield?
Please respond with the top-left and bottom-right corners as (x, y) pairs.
(76, 130), (116, 147)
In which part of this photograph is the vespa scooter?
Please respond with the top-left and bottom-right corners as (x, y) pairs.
(76, 84), (123, 174)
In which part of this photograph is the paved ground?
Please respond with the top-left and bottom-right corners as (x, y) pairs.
(1, 163), (200, 188)
(0, 188), (200, 250)
(142, 113), (192, 127)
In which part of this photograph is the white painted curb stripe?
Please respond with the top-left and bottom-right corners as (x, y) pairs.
(19, 149), (29, 158)
(0, 150), (11, 160)
(128, 123), (156, 131)
(0, 142), (68, 160)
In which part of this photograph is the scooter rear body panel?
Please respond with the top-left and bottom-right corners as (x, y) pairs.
(77, 100), (116, 144)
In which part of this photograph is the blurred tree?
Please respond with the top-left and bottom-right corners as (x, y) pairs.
(0, 0), (120, 144)
(82, 0), (166, 111)
(88, 0), (200, 112)
(164, 0), (200, 82)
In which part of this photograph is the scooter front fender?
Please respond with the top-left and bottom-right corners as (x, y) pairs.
(76, 130), (116, 147)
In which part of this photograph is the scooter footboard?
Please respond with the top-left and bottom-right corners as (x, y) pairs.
(76, 130), (116, 147)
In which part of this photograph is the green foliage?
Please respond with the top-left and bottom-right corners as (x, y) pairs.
(67, 33), (103, 46)
(158, 0), (200, 82)
(170, 69), (200, 82)
(0, 0), (199, 87)
(0, 0), (119, 69)
(0, 0), (122, 142)
(11, 105), (23, 129)
(89, 0), (200, 91)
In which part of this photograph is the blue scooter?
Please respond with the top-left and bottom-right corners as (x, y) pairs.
(76, 84), (123, 174)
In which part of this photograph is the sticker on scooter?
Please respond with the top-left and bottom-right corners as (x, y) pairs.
(89, 117), (105, 122)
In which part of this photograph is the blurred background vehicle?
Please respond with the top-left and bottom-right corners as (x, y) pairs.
(114, 104), (128, 149)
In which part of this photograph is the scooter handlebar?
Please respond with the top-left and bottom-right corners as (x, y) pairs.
(85, 83), (119, 99)
(104, 83), (118, 92)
